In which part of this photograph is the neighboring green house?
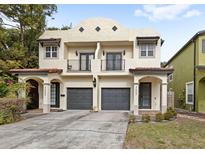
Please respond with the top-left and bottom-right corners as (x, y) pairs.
(165, 30), (205, 113)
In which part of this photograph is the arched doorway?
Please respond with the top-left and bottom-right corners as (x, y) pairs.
(26, 79), (39, 109)
(138, 76), (162, 110)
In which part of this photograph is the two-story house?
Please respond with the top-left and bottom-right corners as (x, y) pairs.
(11, 17), (173, 115)
(165, 30), (205, 113)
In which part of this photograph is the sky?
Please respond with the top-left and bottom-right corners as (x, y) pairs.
(47, 4), (205, 62)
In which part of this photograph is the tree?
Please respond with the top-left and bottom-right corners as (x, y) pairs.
(0, 4), (57, 46)
(47, 27), (60, 30)
(61, 23), (72, 30)
(46, 23), (73, 30)
(0, 4), (57, 80)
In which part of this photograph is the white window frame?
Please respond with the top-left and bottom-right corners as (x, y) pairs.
(202, 39), (205, 53)
(139, 44), (156, 58)
(186, 81), (194, 105)
(45, 46), (58, 59)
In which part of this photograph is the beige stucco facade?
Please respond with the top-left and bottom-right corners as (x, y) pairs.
(13, 17), (171, 115)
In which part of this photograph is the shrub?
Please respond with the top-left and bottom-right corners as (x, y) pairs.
(167, 107), (177, 117)
(0, 109), (14, 125)
(142, 114), (150, 123)
(164, 112), (173, 120)
(0, 81), (8, 97)
(155, 112), (164, 122)
(0, 98), (28, 113)
(0, 76), (30, 98)
(129, 115), (136, 123)
(0, 98), (28, 125)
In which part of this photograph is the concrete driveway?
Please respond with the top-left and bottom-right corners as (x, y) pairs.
(0, 110), (128, 149)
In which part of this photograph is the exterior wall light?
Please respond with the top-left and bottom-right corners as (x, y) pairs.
(93, 77), (96, 87)
(103, 50), (105, 56)
(123, 50), (126, 55)
(75, 50), (78, 56)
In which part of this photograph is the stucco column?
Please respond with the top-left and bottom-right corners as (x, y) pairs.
(133, 83), (139, 115)
(43, 83), (51, 113)
(18, 78), (27, 111)
(161, 83), (168, 113)
(17, 78), (26, 98)
(92, 75), (98, 111)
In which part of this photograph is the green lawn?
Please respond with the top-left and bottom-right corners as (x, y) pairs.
(124, 118), (205, 149)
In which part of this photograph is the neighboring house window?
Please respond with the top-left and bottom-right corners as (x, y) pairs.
(186, 82), (194, 104)
(168, 73), (173, 82)
(202, 40), (205, 53)
(45, 46), (58, 58)
(139, 44), (155, 57)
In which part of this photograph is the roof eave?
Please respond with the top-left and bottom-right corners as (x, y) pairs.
(165, 30), (205, 67)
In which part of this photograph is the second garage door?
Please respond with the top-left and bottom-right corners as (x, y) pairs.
(67, 88), (92, 110)
(101, 88), (130, 110)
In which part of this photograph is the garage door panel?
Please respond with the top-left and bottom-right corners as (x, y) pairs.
(102, 88), (130, 110)
(67, 88), (92, 110)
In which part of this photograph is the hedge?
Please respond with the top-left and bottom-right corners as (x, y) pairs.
(0, 98), (28, 125)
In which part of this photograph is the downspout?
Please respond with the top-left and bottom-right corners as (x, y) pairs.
(193, 39), (196, 111)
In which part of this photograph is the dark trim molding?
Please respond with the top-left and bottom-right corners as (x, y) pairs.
(193, 40), (196, 111)
(37, 38), (61, 47)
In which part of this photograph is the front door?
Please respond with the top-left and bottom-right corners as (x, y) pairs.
(139, 82), (151, 109)
(106, 53), (122, 70)
(80, 53), (94, 71)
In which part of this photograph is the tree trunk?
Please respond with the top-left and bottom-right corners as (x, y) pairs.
(20, 23), (24, 46)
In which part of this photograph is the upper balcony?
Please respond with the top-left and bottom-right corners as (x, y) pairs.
(50, 39), (161, 75)
(67, 59), (125, 72)
(67, 59), (91, 72)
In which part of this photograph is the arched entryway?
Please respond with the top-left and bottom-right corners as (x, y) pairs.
(138, 76), (162, 110)
(26, 79), (39, 109)
(25, 77), (44, 110)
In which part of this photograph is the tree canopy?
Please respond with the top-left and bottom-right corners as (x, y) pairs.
(0, 4), (57, 73)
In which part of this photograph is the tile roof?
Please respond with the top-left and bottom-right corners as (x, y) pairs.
(129, 67), (174, 74)
(10, 68), (63, 74)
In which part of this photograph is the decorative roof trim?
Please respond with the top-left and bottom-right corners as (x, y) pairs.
(10, 68), (63, 74)
(136, 36), (160, 40)
(37, 38), (61, 47)
(136, 36), (160, 45)
(129, 67), (174, 75)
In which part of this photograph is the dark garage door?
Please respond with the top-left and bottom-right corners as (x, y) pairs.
(67, 88), (92, 110)
(102, 88), (130, 110)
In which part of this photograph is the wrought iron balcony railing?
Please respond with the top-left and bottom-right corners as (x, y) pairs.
(101, 59), (125, 71)
(67, 59), (91, 71)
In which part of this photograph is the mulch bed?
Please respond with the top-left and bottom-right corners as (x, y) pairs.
(176, 108), (205, 119)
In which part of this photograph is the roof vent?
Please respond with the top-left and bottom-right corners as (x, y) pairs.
(112, 26), (118, 31)
(95, 26), (101, 32)
(79, 27), (84, 32)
